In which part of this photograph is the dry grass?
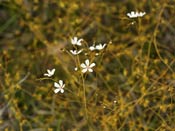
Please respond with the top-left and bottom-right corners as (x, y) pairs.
(0, 0), (175, 130)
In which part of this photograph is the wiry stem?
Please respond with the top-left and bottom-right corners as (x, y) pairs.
(82, 74), (88, 119)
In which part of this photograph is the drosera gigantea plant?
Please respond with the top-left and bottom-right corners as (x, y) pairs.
(37, 9), (148, 129)
(1, 0), (175, 130)
(69, 37), (109, 119)
(41, 36), (110, 123)
(40, 9), (175, 130)
(66, 36), (110, 124)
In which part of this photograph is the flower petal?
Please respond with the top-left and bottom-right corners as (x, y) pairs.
(60, 89), (64, 93)
(48, 74), (52, 77)
(70, 50), (74, 54)
(82, 68), (87, 73)
(81, 63), (86, 68)
(47, 69), (51, 74)
(88, 68), (93, 72)
(127, 13), (131, 17)
(54, 89), (60, 93)
(44, 73), (49, 76)
(54, 82), (60, 88)
(90, 63), (96, 68)
(74, 37), (78, 41)
(85, 59), (89, 66)
(59, 80), (63, 86)
(51, 68), (55, 75)
(71, 37), (77, 44)
(77, 49), (83, 54)
(102, 44), (106, 48)
(77, 39), (83, 46)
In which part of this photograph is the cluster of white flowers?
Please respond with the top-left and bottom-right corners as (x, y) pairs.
(127, 11), (146, 18)
(42, 8), (147, 96)
(69, 37), (108, 73)
(44, 69), (65, 94)
(44, 36), (106, 94)
(69, 36), (107, 73)
(69, 37), (84, 56)
(42, 9), (146, 95)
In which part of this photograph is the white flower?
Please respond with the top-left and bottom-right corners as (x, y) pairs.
(70, 49), (83, 55)
(95, 43), (106, 50)
(89, 44), (96, 51)
(44, 68), (55, 77)
(71, 37), (83, 46)
(54, 80), (65, 93)
(81, 59), (96, 73)
(89, 43), (106, 51)
(127, 11), (146, 18)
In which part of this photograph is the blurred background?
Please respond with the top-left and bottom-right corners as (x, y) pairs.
(0, 0), (175, 130)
